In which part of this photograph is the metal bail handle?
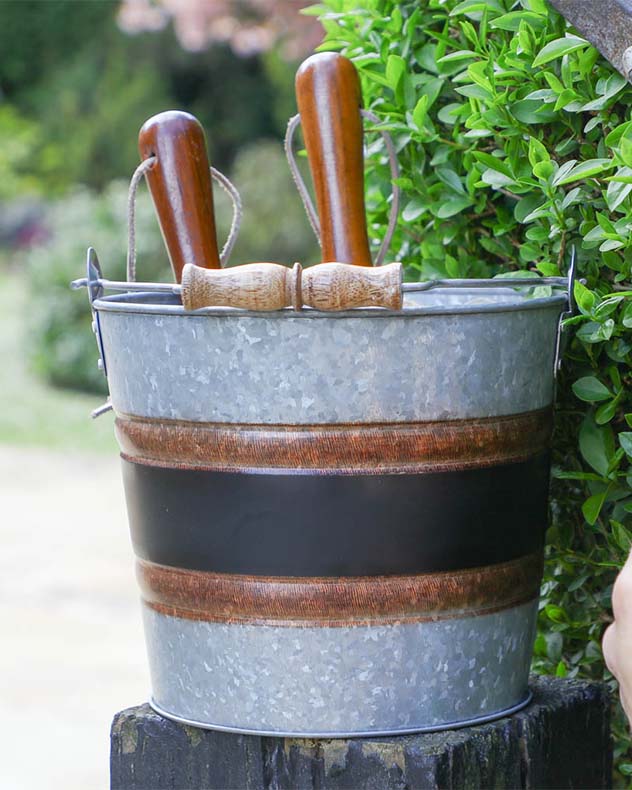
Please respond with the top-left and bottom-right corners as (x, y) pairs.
(554, 245), (578, 378)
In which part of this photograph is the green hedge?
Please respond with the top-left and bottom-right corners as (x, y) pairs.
(311, 0), (632, 779)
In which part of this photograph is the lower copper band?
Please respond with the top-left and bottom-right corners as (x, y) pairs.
(116, 409), (552, 473)
(137, 553), (543, 626)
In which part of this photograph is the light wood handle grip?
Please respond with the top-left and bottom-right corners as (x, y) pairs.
(295, 52), (372, 267)
(181, 262), (402, 312)
(139, 111), (221, 283)
(302, 262), (402, 311)
(181, 263), (300, 311)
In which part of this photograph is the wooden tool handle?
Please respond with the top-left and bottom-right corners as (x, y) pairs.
(139, 111), (221, 282)
(181, 261), (402, 311)
(302, 262), (402, 311)
(181, 262), (300, 311)
(295, 52), (372, 267)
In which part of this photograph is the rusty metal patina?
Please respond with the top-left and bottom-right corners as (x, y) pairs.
(137, 553), (543, 626)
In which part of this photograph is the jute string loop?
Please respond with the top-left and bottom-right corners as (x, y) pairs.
(126, 157), (242, 282)
(284, 109), (400, 267)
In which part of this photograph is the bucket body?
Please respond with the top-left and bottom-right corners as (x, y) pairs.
(94, 286), (565, 736)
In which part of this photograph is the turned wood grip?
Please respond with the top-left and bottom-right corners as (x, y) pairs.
(139, 111), (221, 282)
(181, 262), (300, 312)
(302, 262), (402, 311)
(295, 52), (372, 267)
(181, 262), (402, 312)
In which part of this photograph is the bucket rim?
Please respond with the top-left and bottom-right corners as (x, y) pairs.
(148, 690), (533, 738)
(93, 287), (568, 319)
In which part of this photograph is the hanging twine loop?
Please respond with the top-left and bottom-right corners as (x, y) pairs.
(126, 158), (242, 282)
(284, 109), (400, 267)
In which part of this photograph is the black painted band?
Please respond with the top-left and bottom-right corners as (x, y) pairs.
(122, 456), (549, 577)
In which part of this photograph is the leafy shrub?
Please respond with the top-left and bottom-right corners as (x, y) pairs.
(312, 0), (632, 778)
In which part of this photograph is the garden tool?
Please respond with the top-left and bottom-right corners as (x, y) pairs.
(138, 110), (221, 281)
(295, 51), (373, 267)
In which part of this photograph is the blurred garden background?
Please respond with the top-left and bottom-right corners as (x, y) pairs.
(3, 0), (632, 787)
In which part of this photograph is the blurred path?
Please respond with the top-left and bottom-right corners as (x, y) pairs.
(0, 445), (147, 790)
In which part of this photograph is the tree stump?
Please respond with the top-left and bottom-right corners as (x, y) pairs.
(110, 675), (611, 789)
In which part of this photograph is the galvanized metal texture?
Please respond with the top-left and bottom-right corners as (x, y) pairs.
(550, 0), (632, 79)
(141, 599), (537, 737)
(97, 292), (564, 424)
(136, 552), (542, 625)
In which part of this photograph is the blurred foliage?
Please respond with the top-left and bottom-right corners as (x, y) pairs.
(315, 0), (632, 780)
(26, 181), (169, 393)
(0, 0), (296, 197)
(0, 105), (47, 200)
(117, 0), (322, 59)
(216, 139), (318, 267)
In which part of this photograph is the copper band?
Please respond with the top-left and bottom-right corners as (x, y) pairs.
(116, 409), (552, 474)
(137, 553), (543, 626)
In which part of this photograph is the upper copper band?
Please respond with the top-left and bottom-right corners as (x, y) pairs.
(137, 553), (543, 626)
(117, 409), (552, 474)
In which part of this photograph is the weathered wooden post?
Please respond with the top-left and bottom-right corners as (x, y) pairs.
(111, 676), (611, 789)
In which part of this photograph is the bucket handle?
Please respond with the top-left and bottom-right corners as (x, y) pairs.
(285, 109), (400, 268)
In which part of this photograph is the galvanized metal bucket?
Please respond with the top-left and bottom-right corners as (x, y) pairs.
(81, 247), (573, 737)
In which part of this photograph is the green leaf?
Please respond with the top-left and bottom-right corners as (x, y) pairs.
(622, 300), (632, 328)
(511, 99), (558, 124)
(574, 281), (596, 314)
(473, 152), (513, 178)
(583, 490), (608, 524)
(514, 194), (545, 223)
(481, 169), (515, 187)
(621, 136), (632, 168)
(579, 418), (614, 476)
(555, 660), (568, 678)
(435, 195), (473, 218)
(436, 167), (465, 194)
(532, 35), (590, 67)
(437, 49), (477, 64)
(545, 604), (567, 624)
(412, 95), (429, 130)
(572, 377), (612, 402)
(553, 158), (614, 186)
(402, 198), (425, 222)
(528, 136), (550, 167)
(551, 159), (578, 186)
(612, 521), (632, 552)
(606, 174), (632, 211)
(467, 60), (492, 92)
(386, 54), (406, 91)
(533, 160), (554, 180)
(620, 432), (632, 457)
(490, 11), (544, 31)
(596, 400), (618, 425)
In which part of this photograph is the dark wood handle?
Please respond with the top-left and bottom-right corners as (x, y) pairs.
(138, 111), (221, 282)
(295, 52), (372, 267)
